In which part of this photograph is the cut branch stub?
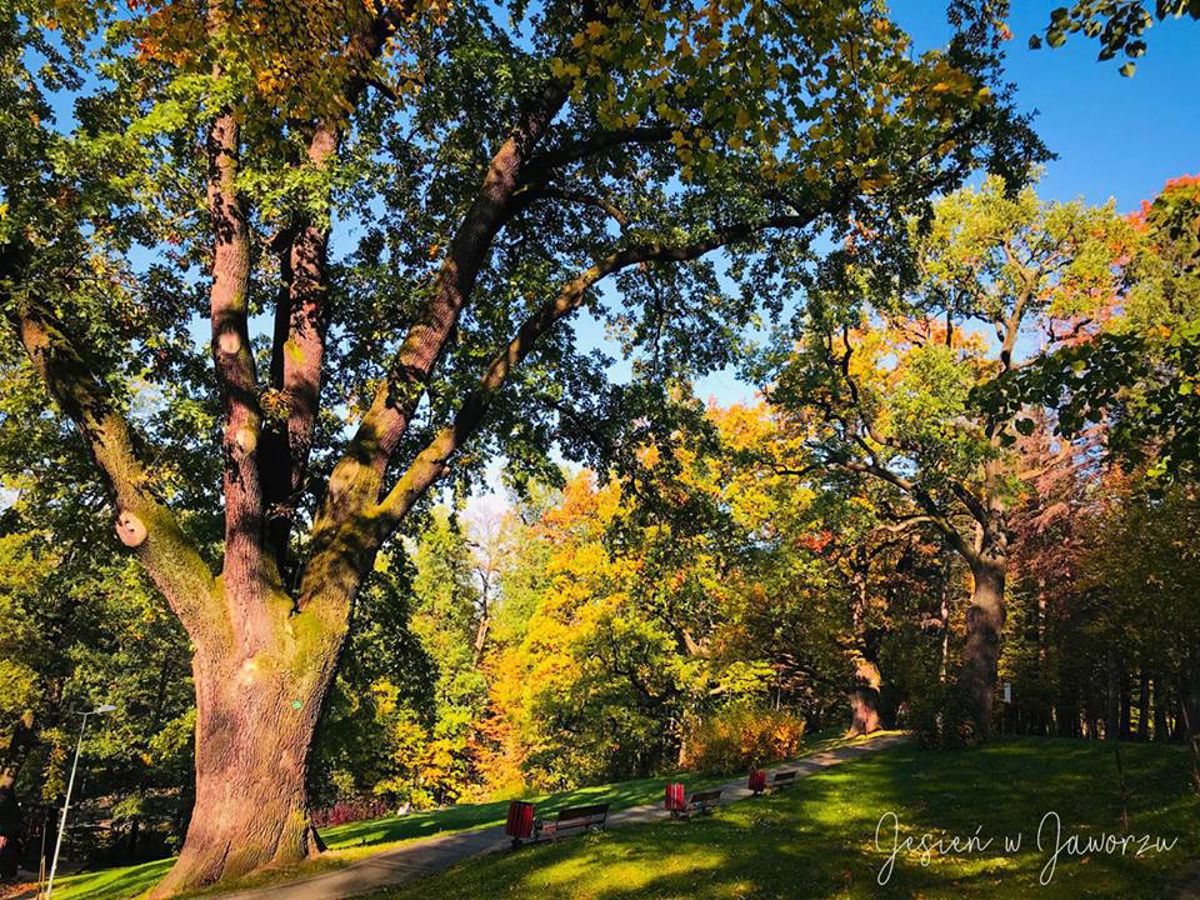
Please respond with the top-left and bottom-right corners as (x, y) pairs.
(116, 510), (148, 548)
(218, 330), (242, 354)
(234, 426), (258, 454)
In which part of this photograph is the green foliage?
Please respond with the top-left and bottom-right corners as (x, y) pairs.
(906, 681), (980, 749)
(0, 526), (194, 860)
(679, 704), (806, 774)
(310, 551), (437, 810)
(779, 174), (1130, 481)
(1031, 1), (1199, 75)
(312, 509), (490, 811)
(976, 176), (1200, 481)
(2, 0), (1045, 564)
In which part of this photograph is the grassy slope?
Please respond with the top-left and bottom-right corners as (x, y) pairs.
(42, 730), (863, 900)
(371, 738), (1199, 900)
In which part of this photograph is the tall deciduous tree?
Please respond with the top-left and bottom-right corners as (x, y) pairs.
(772, 177), (1131, 733)
(1, 1), (1038, 890)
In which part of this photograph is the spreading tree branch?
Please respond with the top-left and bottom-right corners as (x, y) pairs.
(524, 126), (675, 176)
(365, 211), (828, 551)
(260, 3), (423, 571)
(310, 77), (573, 542)
(5, 282), (219, 642)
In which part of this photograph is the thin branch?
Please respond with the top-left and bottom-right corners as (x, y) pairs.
(836, 457), (978, 565)
(510, 184), (631, 228)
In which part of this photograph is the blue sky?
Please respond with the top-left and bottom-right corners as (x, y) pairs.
(901, 2), (1199, 210)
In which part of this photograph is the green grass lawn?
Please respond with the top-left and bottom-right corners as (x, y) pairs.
(40, 729), (866, 899)
(369, 738), (1200, 900)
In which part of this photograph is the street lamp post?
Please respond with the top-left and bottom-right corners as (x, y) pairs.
(45, 705), (115, 900)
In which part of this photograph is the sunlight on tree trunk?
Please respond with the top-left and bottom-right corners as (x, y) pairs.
(149, 588), (346, 896)
(847, 659), (882, 736)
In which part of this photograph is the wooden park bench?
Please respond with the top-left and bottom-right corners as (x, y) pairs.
(770, 770), (798, 790)
(749, 768), (798, 795)
(667, 785), (724, 819)
(533, 803), (610, 842)
(688, 787), (724, 815)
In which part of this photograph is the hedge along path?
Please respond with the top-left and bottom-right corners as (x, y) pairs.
(216, 733), (908, 900)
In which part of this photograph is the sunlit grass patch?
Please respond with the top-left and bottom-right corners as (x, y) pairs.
(372, 738), (1198, 900)
(42, 729), (858, 899)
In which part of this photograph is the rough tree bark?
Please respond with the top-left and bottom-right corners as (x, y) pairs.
(961, 552), (1006, 734)
(148, 73), (573, 891)
(152, 619), (342, 894)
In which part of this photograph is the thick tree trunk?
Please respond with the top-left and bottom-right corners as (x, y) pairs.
(848, 688), (882, 736)
(960, 560), (1005, 736)
(149, 602), (346, 898)
(847, 659), (882, 736)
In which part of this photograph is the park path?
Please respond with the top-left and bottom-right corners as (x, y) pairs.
(216, 732), (908, 900)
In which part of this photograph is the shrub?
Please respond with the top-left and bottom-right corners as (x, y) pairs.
(907, 681), (979, 749)
(680, 705), (807, 775)
(311, 797), (393, 828)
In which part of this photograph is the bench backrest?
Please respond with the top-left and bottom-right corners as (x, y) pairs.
(690, 788), (723, 803)
(556, 803), (609, 822)
(772, 770), (797, 783)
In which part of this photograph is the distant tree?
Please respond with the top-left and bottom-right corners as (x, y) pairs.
(407, 509), (490, 803)
(772, 177), (1132, 734)
(308, 552), (438, 811)
(982, 176), (1200, 480)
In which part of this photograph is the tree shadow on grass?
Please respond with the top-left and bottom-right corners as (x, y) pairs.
(379, 739), (1197, 900)
(323, 730), (858, 851)
(43, 858), (174, 900)
(322, 770), (737, 850)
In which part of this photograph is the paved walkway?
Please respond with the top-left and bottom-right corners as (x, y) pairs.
(218, 732), (907, 900)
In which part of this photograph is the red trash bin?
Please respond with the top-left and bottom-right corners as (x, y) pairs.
(665, 782), (686, 816)
(748, 769), (767, 795)
(505, 800), (535, 846)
